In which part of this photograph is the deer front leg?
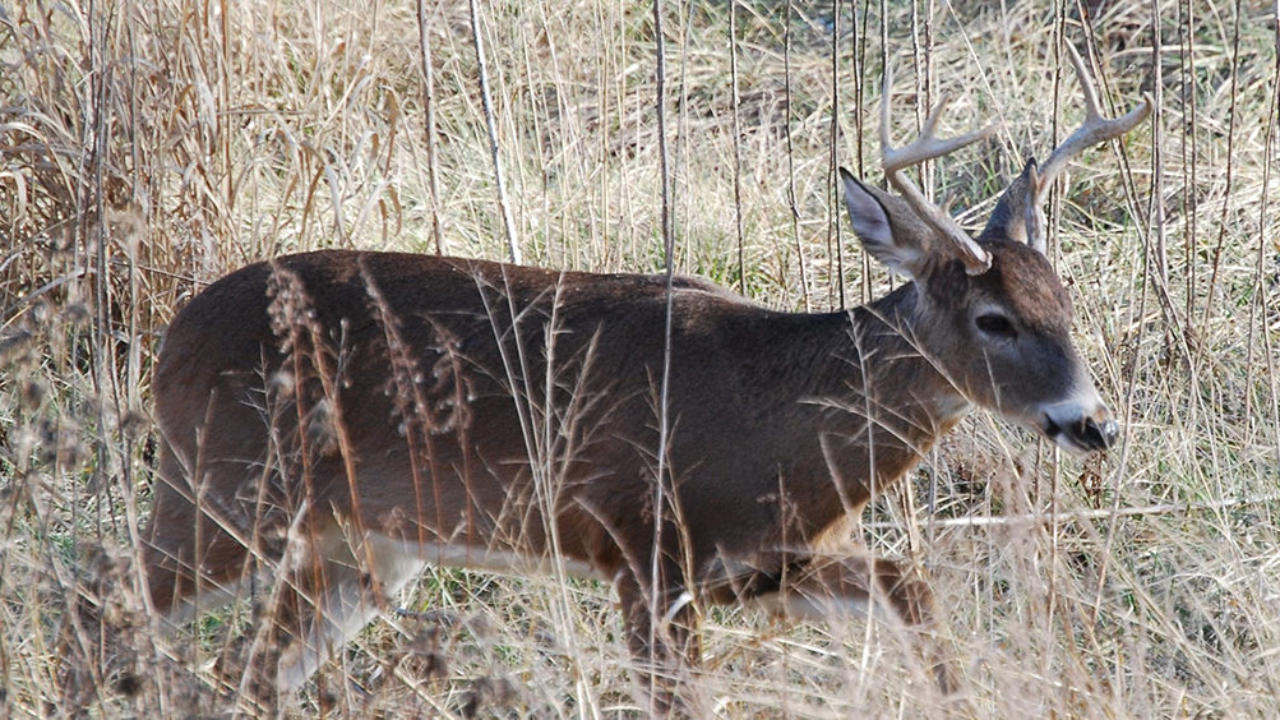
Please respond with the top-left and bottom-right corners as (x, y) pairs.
(750, 552), (957, 693)
(615, 567), (701, 716)
(764, 553), (936, 624)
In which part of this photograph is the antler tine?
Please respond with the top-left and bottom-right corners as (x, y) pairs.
(1036, 43), (1154, 188)
(880, 60), (997, 275)
(883, 93), (997, 174)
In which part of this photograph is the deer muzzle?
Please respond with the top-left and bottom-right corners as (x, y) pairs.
(1042, 402), (1120, 454)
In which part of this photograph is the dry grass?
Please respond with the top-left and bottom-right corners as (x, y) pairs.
(2, 0), (1279, 717)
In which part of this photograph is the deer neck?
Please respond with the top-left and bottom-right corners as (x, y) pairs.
(801, 282), (974, 492)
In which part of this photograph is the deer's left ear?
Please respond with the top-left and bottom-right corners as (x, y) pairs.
(979, 158), (1049, 255)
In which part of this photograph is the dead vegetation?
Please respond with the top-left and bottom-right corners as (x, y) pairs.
(2, 0), (1278, 717)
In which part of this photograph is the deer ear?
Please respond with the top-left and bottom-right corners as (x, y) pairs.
(980, 158), (1048, 255)
(840, 167), (931, 279)
(1021, 160), (1048, 255)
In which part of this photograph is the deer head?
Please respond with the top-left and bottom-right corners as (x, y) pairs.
(840, 45), (1150, 453)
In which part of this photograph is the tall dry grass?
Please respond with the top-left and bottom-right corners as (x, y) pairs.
(2, 0), (1278, 717)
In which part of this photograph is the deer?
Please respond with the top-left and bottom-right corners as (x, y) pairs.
(71, 45), (1149, 711)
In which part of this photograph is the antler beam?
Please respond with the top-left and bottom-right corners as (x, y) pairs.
(1036, 43), (1154, 189)
(880, 62), (997, 275)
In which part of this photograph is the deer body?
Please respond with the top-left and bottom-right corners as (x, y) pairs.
(149, 252), (950, 637)
(121, 48), (1150, 705)
(153, 251), (962, 568)
(146, 236), (1101, 692)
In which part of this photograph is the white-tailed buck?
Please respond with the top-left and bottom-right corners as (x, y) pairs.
(85, 46), (1149, 708)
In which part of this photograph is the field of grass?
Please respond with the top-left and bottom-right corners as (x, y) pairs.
(2, 0), (1279, 716)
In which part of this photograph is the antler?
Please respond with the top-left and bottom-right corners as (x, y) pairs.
(1036, 43), (1154, 190)
(979, 43), (1153, 253)
(880, 61), (997, 275)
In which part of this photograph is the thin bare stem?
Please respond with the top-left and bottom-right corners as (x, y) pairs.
(730, 0), (744, 295)
(417, 0), (443, 255)
(651, 0), (674, 711)
(468, 0), (521, 264)
(863, 493), (1280, 530)
(783, 0), (810, 311)
(828, 0), (843, 308)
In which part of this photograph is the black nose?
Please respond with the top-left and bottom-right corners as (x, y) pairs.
(1073, 416), (1119, 451)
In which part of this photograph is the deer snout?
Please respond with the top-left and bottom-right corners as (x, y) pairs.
(1041, 400), (1119, 454)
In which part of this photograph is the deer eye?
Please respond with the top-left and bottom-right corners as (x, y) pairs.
(975, 313), (1016, 337)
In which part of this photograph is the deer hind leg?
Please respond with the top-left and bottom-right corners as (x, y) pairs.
(56, 461), (261, 710)
(751, 552), (956, 692)
(756, 553), (936, 623)
(265, 522), (428, 695)
(144, 513), (254, 627)
(147, 499), (426, 705)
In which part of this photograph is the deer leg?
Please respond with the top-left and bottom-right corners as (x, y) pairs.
(751, 552), (957, 693)
(224, 519), (428, 703)
(615, 567), (701, 716)
(144, 521), (253, 626)
(59, 472), (258, 709)
(760, 553), (935, 623)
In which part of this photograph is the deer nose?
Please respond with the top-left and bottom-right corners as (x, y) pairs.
(1042, 404), (1120, 454)
(1076, 415), (1119, 451)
